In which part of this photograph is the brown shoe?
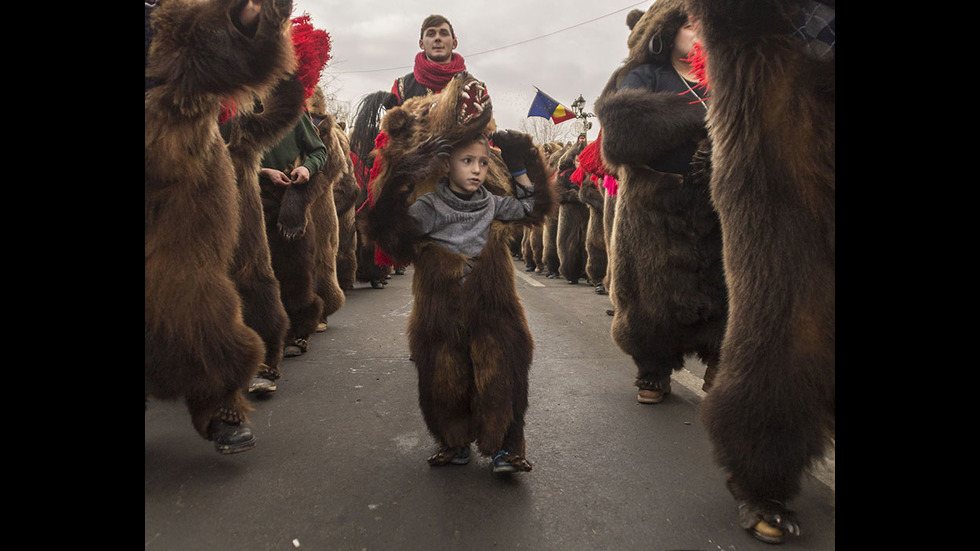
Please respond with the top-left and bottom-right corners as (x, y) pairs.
(636, 378), (671, 404)
(637, 388), (666, 404)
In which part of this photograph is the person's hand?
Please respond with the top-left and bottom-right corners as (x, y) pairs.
(290, 166), (311, 185)
(260, 167), (291, 186)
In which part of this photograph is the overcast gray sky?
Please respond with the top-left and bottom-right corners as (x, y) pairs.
(297, 0), (651, 139)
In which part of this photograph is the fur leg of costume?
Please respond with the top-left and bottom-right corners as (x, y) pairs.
(579, 177), (608, 289)
(262, 152), (328, 348)
(145, 0), (296, 445)
(602, 191), (616, 291)
(688, 0), (835, 542)
(331, 147), (361, 291)
(556, 201), (589, 284)
(225, 76), (308, 380)
(542, 215), (560, 277)
(311, 114), (352, 326)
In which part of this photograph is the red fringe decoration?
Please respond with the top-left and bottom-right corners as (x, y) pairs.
(375, 244), (393, 268)
(603, 174), (618, 197)
(685, 41), (710, 92)
(366, 128), (394, 266)
(291, 14), (332, 100)
(374, 131), (389, 150)
(368, 155), (385, 189)
(367, 131), (390, 195)
(219, 99), (237, 124)
(350, 151), (367, 189)
(570, 166), (585, 187)
(577, 137), (606, 177)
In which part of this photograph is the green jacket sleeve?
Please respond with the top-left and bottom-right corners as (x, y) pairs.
(297, 114), (327, 176)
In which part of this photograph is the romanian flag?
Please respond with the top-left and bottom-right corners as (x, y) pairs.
(527, 87), (576, 124)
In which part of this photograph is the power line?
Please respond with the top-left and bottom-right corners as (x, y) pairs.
(327, 1), (648, 75)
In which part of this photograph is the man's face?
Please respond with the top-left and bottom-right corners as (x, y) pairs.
(419, 23), (456, 63)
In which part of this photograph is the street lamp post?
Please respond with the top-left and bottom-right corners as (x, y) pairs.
(570, 94), (594, 140)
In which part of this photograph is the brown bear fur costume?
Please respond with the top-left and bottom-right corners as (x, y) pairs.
(145, 0), (295, 448)
(222, 74), (308, 384)
(540, 144), (568, 278)
(306, 86), (360, 298)
(601, 180), (617, 293)
(520, 227), (537, 272)
(363, 73), (557, 465)
(520, 141), (565, 273)
(519, 142), (563, 273)
(259, 117), (330, 356)
(578, 173), (608, 294)
(308, 112), (351, 330)
(594, 0), (726, 401)
(348, 91), (396, 290)
(305, 89), (360, 295)
(332, 136), (361, 292)
(686, 0), (835, 542)
(555, 144), (589, 285)
(578, 139), (619, 294)
(575, 140), (612, 294)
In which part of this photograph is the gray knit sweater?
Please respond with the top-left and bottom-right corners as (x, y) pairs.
(408, 178), (534, 258)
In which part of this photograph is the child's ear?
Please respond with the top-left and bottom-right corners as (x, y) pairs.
(441, 158), (450, 173)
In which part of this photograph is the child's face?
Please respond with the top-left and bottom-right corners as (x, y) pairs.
(447, 140), (490, 195)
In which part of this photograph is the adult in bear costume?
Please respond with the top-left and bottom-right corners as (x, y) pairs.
(554, 144), (589, 285)
(363, 73), (557, 471)
(308, 112), (351, 332)
(145, 0), (295, 453)
(687, 0), (835, 543)
(578, 171), (608, 295)
(519, 141), (564, 274)
(221, 73), (307, 396)
(577, 139), (618, 298)
(332, 131), (362, 292)
(252, 14), (332, 365)
(594, 0), (726, 404)
(540, 144), (568, 279)
(305, 87), (360, 297)
(258, 96), (328, 358)
(349, 92), (394, 290)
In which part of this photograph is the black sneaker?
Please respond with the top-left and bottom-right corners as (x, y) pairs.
(492, 451), (517, 473)
(206, 419), (256, 455)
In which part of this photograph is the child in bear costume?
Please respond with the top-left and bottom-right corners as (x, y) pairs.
(364, 73), (557, 473)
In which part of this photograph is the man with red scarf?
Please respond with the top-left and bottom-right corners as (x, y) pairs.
(388, 15), (467, 107)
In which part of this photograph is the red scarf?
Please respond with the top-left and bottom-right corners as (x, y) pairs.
(413, 51), (467, 92)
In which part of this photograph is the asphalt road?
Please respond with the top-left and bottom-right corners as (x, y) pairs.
(145, 260), (836, 551)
